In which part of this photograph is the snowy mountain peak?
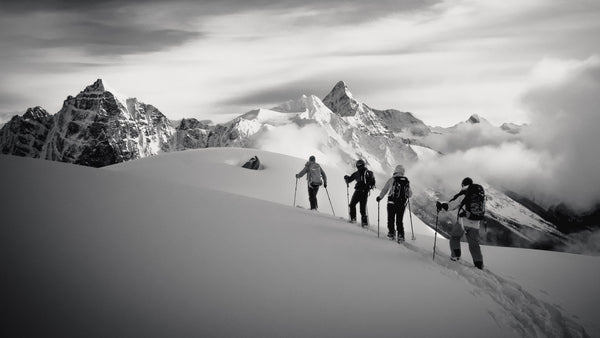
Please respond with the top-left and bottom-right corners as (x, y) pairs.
(323, 81), (365, 117)
(274, 95), (330, 120)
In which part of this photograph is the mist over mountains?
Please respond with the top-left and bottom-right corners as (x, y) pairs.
(1, 76), (599, 253)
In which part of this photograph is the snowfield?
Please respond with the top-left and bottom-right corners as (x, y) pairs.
(1, 149), (598, 337)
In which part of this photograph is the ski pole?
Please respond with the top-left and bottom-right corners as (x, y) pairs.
(293, 178), (298, 207)
(346, 183), (350, 220)
(325, 187), (335, 216)
(407, 198), (415, 240)
(377, 201), (380, 238)
(433, 210), (439, 260)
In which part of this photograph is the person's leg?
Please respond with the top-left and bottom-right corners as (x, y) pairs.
(349, 191), (360, 220)
(449, 220), (464, 259)
(386, 202), (395, 236)
(465, 227), (483, 268)
(359, 191), (368, 225)
(396, 200), (407, 239)
(308, 185), (319, 210)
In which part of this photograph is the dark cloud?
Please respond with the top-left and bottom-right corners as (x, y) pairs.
(25, 25), (201, 56)
(0, 17), (202, 56)
(0, 0), (439, 21)
(223, 78), (338, 107)
(0, 0), (441, 59)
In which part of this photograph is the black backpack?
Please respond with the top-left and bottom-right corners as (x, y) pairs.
(464, 184), (485, 220)
(365, 170), (375, 190)
(390, 176), (409, 200)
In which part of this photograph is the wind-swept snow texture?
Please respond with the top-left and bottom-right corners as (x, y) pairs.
(1, 149), (596, 337)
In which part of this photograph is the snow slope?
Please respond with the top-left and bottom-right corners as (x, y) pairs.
(107, 147), (436, 237)
(1, 150), (597, 337)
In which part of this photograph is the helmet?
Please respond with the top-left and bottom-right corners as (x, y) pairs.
(356, 159), (365, 168)
(309, 155), (316, 162)
(461, 177), (473, 186)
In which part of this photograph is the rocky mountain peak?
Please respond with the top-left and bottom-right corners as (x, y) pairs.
(467, 114), (481, 124)
(322, 80), (364, 117)
(83, 79), (106, 93)
(23, 106), (50, 120)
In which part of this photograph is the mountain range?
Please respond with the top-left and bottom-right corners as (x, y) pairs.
(0, 79), (585, 252)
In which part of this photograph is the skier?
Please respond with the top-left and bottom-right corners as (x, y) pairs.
(344, 159), (375, 226)
(438, 177), (485, 269)
(376, 165), (411, 242)
(296, 155), (327, 210)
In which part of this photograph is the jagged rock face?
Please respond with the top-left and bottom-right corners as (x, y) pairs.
(41, 79), (176, 167)
(0, 107), (54, 158)
(322, 81), (365, 117)
(175, 118), (211, 150)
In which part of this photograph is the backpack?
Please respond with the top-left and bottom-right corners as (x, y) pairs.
(464, 184), (485, 220)
(390, 176), (409, 200)
(308, 163), (323, 186)
(365, 170), (375, 190)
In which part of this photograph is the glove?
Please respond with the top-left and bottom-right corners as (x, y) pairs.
(442, 202), (449, 211)
(376, 196), (382, 202)
(295, 174), (300, 179)
(324, 183), (327, 188)
(436, 201), (442, 212)
(343, 175), (350, 182)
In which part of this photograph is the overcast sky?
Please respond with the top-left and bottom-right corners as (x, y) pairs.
(1, 0), (599, 126)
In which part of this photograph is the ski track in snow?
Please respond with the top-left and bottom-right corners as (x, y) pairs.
(331, 214), (588, 338)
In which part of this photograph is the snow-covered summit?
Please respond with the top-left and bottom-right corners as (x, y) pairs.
(274, 94), (332, 124)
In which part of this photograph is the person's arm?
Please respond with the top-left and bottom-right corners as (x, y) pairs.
(296, 165), (308, 178)
(447, 197), (463, 211)
(321, 167), (327, 187)
(344, 171), (357, 184)
(377, 178), (393, 201)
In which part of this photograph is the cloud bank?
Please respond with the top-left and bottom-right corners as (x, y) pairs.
(411, 56), (600, 214)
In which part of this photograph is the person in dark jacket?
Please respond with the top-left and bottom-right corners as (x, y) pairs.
(344, 159), (375, 226)
(296, 155), (327, 210)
